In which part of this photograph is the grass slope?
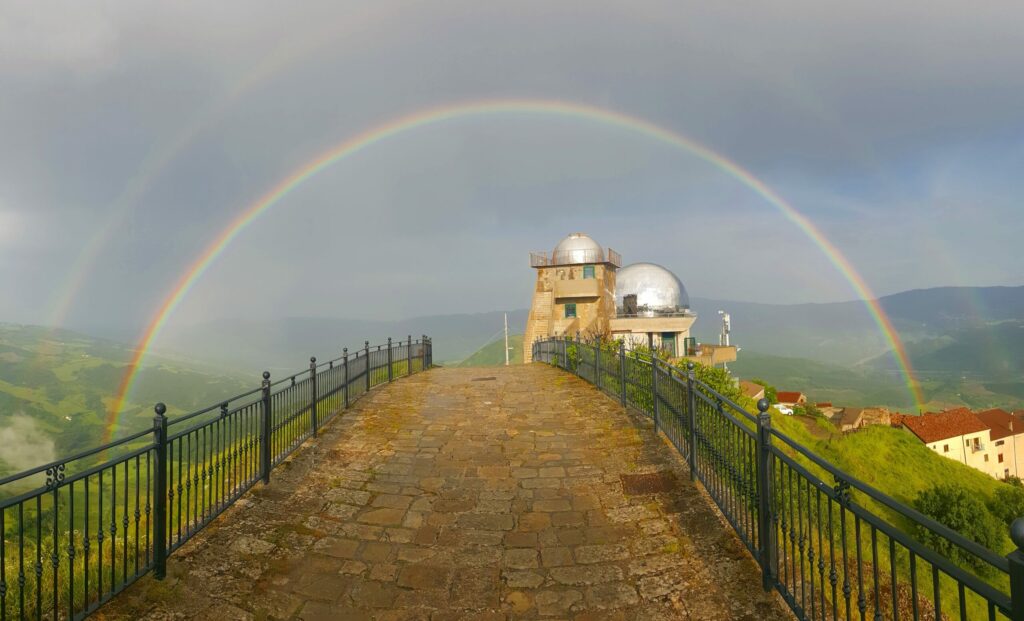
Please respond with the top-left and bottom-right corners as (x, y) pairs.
(769, 412), (1013, 616)
(454, 335), (524, 367)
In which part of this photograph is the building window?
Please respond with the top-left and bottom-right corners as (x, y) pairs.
(583, 265), (595, 279)
(564, 303), (576, 318)
(966, 439), (970, 446)
(997, 440), (1005, 446)
(943, 445), (949, 453)
(999, 454), (1005, 463)
(985, 455), (990, 462)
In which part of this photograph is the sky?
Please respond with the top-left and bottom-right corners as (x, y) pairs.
(1, 0), (1023, 341)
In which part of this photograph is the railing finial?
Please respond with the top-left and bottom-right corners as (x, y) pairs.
(757, 398), (770, 414)
(1012, 518), (1024, 550)
(154, 402), (167, 417)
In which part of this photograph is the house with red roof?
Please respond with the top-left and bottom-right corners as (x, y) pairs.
(776, 391), (806, 408)
(975, 408), (1024, 479)
(900, 408), (1000, 478)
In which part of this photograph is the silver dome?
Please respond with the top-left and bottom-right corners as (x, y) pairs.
(552, 233), (603, 265)
(615, 262), (690, 315)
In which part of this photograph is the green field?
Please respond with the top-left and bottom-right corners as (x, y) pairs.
(0, 324), (257, 478)
(453, 334), (524, 367)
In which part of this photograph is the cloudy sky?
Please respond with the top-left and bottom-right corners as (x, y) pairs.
(2, 0), (1022, 340)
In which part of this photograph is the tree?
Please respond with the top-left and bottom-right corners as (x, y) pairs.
(989, 485), (1024, 527)
(803, 402), (824, 419)
(750, 379), (778, 404)
(689, 361), (743, 403)
(913, 484), (1003, 575)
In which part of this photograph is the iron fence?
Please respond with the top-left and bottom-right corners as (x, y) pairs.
(0, 336), (432, 620)
(534, 335), (1024, 621)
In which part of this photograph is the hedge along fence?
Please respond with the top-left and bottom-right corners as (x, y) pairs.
(534, 334), (1024, 621)
(0, 336), (432, 620)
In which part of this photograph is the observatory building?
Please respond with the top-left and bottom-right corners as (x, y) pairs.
(523, 233), (737, 367)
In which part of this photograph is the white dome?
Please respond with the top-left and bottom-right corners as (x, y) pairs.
(615, 262), (690, 315)
(552, 233), (603, 265)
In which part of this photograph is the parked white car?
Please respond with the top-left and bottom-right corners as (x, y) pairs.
(773, 404), (794, 415)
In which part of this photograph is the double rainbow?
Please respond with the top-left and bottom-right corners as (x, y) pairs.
(105, 98), (924, 440)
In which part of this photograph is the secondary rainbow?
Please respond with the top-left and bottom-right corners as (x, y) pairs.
(105, 98), (925, 439)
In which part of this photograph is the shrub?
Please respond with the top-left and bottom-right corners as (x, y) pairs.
(751, 379), (778, 404)
(989, 485), (1024, 527)
(912, 484), (1003, 575)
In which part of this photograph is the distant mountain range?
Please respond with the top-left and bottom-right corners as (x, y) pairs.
(55, 284), (1024, 410)
(151, 285), (1024, 377)
(159, 310), (530, 372)
(689, 285), (1024, 368)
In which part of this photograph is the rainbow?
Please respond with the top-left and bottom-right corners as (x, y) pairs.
(42, 3), (405, 334)
(105, 98), (925, 439)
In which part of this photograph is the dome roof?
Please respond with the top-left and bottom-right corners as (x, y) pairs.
(552, 233), (603, 265)
(615, 262), (690, 315)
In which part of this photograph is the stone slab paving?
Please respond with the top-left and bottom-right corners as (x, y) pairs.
(98, 365), (791, 621)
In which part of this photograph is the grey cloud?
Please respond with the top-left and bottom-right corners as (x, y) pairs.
(1, 0), (1022, 337)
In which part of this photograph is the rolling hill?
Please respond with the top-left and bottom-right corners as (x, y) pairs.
(0, 324), (254, 476)
(158, 310), (529, 371)
(690, 285), (1024, 366)
(453, 335), (524, 367)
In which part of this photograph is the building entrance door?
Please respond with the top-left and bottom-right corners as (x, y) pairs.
(660, 332), (676, 356)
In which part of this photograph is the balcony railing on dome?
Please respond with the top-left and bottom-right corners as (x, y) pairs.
(0, 336), (432, 621)
(529, 247), (622, 268)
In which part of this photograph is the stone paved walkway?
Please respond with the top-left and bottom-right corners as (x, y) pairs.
(99, 365), (790, 620)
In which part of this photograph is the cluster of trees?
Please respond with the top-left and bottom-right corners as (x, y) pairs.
(912, 479), (1024, 575)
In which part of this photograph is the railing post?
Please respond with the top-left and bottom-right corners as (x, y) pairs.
(651, 355), (660, 429)
(309, 357), (318, 438)
(755, 398), (776, 591)
(260, 371), (272, 484)
(1010, 520), (1024, 621)
(407, 335), (413, 374)
(574, 331), (581, 377)
(364, 341), (371, 392)
(152, 402), (168, 580)
(619, 341), (627, 407)
(387, 337), (393, 382)
(1007, 520), (1024, 621)
(686, 362), (697, 481)
(343, 348), (350, 408)
(595, 339), (602, 390)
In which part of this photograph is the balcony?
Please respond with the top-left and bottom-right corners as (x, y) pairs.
(971, 442), (986, 453)
(529, 247), (621, 268)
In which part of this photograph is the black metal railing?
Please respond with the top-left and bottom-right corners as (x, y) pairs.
(0, 335), (432, 620)
(534, 335), (1024, 621)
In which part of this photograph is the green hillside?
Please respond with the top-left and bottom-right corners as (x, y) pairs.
(730, 350), (914, 408)
(454, 335), (524, 367)
(731, 350), (1024, 412)
(768, 412), (1014, 615)
(0, 324), (254, 477)
(872, 320), (1024, 380)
